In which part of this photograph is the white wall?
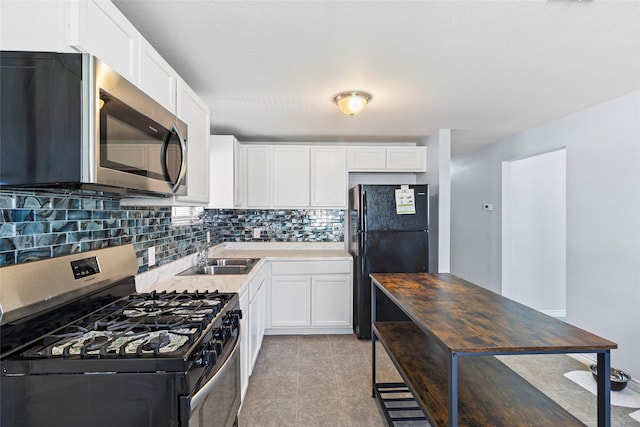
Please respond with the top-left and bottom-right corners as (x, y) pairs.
(502, 149), (566, 316)
(451, 90), (640, 380)
(422, 129), (451, 273)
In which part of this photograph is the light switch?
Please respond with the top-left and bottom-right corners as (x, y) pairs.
(148, 246), (156, 266)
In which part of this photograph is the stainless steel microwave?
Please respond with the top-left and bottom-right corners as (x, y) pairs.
(0, 51), (187, 196)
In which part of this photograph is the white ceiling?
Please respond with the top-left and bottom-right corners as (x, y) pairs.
(113, 0), (640, 154)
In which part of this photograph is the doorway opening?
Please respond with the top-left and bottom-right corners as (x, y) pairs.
(501, 149), (566, 317)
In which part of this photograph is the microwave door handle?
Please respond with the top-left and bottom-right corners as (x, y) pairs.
(161, 124), (187, 193)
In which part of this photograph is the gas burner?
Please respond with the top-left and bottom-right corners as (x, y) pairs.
(40, 328), (195, 358)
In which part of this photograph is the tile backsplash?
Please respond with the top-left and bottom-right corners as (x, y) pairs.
(0, 190), (344, 272)
(205, 209), (344, 243)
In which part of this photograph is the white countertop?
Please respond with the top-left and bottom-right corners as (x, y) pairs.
(135, 242), (351, 295)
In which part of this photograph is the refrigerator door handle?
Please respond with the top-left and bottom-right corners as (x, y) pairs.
(361, 190), (367, 232)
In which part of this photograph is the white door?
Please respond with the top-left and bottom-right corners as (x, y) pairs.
(502, 149), (566, 317)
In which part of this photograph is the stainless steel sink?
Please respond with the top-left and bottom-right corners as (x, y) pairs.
(206, 258), (258, 267)
(178, 258), (260, 276)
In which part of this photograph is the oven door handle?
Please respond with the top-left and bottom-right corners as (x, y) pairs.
(189, 335), (240, 412)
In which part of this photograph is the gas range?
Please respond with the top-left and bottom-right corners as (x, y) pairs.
(0, 245), (242, 427)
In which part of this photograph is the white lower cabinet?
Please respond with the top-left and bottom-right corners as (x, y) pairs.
(270, 275), (311, 327)
(248, 267), (266, 372)
(238, 288), (249, 400)
(267, 260), (352, 334)
(311, 275), (351, 327)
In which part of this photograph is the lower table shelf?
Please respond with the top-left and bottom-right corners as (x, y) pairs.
(373, 382), (428, 425)
(373, 321), (584, 426)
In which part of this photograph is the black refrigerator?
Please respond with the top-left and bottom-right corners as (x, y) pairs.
(348, 184), (429, 338)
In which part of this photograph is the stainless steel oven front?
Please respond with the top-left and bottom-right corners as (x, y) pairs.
(189, 328), (242, 427)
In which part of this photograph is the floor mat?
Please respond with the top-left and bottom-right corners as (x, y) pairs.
(564, 370), (640, 408)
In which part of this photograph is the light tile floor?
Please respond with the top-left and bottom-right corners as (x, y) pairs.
(238, 334), (639, 426)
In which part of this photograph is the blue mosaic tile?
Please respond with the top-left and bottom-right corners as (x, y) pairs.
(0, 223), (16, 237)
(81, 199), (102, 210)
(0, 195), (15, 209)
(0, 251), (16, 266)
(68, 210), (91, 220)
(12, 235), (35, 249)
(53, 197), (81, 210)
(51, 221), (78, 233)
(103, 200), (119, 210)
(35, 209), (65, 221)
(17, 247), (53, 263)
(4, 209), (35, 222)
(17, 195), (48, 209)
(16, 222), (47, 235)
(0, 238), (15, 251)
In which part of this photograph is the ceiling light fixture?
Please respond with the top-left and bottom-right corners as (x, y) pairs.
(333, 91), (372, 116)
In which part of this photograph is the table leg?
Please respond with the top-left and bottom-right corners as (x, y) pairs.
(448, 352), (458, 426)
(597, 350), (611, 427)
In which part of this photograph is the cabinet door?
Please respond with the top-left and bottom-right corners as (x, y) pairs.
(272, 147), (310, 207)
(311, 148), (347, 208)
(311, 275), (352, 327)
(71, 0), (139, 82)
(270, 276), (311, 327)
(176, 80), (210, 204)
(233, 141), (247, 208)
(0, 1), (69, 52)
(139, 38), (177, 113)
(386, 147), (427, 171)
(347, 147), (386, 171)
(239, 289), (250, 400)
(249, 277), (266, 371)
(246, 146), (272, 208)
(209, 135), (236, 208)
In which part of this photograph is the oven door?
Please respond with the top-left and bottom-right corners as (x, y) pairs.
(188, 332), (241, 427)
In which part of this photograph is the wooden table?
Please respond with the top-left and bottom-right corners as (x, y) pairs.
(370, 273), (618, 426)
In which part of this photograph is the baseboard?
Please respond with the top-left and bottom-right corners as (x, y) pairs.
(264, 327), (353, 335)
(569, 353), (640, 394)
(541, 309), (566, 318)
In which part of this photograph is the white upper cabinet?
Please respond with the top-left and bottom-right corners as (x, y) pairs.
(209, 135), (246, 208)
(234, 143), (247, 208)
(70, 0), (139, 83)
(0, 1), (70, 52)
(246, 146), (272, 208)
(310, 148), (347, 208)
(348, 146), (427, 172)
(386, 147), (428, 171)
(139, 38), (178, 114)
(347, 147), (387, 171)
(4, 0), (182, 115)
(272, 147), (310, 208)
(176, 79), (210, 205)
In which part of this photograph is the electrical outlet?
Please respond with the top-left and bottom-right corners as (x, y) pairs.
(206, 231), (211, 243)
(148, 246), (156, 266)
(253, 228), (261, 239)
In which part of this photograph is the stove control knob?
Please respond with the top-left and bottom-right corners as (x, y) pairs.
(207, 349), (218, 366)
(196, 349), (213, 367)
(222, 326), (232, 340)
(214, 326), (232, 342)
(209, 339), (223, 355)
(224, 311), (241, 327)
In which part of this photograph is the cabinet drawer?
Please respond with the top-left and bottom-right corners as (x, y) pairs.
(271, 260), (351, 275)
